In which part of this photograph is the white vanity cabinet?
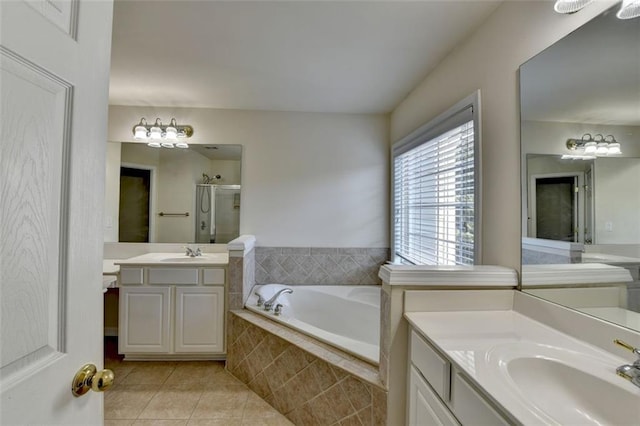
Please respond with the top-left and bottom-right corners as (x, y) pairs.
(408, 329), (511, 426)
(118, 265), (226, 359)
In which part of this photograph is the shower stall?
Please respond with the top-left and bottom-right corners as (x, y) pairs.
(195, 184), (241, 244)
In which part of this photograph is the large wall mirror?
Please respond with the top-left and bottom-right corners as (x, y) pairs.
(520, 5), (640, 332)
(110, 142), (242, 244)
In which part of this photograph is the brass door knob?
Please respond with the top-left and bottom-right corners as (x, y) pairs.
(72, 363), (115, 397)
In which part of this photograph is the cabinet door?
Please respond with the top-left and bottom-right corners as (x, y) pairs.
(408, 366), (460, 426)
(450, 369), (511, 426)
(175, 286), (225, 353)
(119, 286), (172, 353)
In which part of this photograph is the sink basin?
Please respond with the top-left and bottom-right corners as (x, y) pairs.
(506, 357), (636, 425)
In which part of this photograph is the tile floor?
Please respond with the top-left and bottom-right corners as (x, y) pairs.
(104, 338), (294, 426)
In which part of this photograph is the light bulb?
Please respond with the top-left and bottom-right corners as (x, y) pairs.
(607, 142), (622, 155)
(617, 0), (640, 19)
(596, 142), (609, 156)
(583, 141), (597, 154)
(165, 126), (178, 140)
(175, 141), (189, 149)
(134, 125), (148, 140)
(149, 126), (162, 140)
(554, 0), (594, 13)
(161, 141), (175, 148)
(147, 141), (161, 148)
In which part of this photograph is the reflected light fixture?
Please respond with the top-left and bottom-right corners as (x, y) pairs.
(564, 133), (622, 160)
(617, 0), (640, 19)
(554, 0), (640, 19)
(132, 117), (194, 148)
(554, 0), (594, 14)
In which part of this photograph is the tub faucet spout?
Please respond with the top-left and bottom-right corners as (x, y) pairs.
(264, 288), (293, 311)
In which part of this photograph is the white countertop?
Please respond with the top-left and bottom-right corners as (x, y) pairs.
(102, 275), (117, 293)
(405, 309), (638, 425)
(103, 259), (120, 275)
(114, 252), (229, 267)
(581, 253), (640, 264)
(579, 307), (640, 331)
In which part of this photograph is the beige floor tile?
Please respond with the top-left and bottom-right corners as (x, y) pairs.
(137, 390), (203, 420)
(241, 416), (294, 426)
(104, 386), (157, 420)
(244, 393), (276, 411)
(109, 364), (136, 387)
(105, 420), (135, 426)
(190, 388), (250, 419)
(187, 420), (242, 426)
(243, 394), (293, 425)
(201, 371), (247, 390)
(120, 363), (177, 386)
(164, 363), (226, 387)
(132, 420), (189, 426)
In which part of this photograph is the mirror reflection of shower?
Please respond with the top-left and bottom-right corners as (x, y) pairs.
(196, 183), (241, 243)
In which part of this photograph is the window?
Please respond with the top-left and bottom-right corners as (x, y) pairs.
(392, 93), (480, 265)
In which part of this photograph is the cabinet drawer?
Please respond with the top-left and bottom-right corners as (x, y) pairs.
(149, 268), (199, 285)
(411, 331), (451, 400)
(450, 369), (511, 426)
(409, 365), (460, 426)
(120, 267), (144, 285)
(203, 268), (225, 285)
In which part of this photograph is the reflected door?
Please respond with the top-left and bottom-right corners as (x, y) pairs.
(534, 175), (578, 242)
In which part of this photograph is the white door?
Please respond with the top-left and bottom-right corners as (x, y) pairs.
(1, 1), (113, 424)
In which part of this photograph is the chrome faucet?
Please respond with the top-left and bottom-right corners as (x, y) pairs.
(614, 339), (640, 388)
(263, 288), (293, 311)
(185, 247), (202, 257)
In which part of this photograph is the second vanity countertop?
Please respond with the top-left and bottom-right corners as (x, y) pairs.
(114, 252), (229, 267)
(405, 298), (640, 425)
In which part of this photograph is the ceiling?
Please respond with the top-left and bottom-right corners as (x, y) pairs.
(109, 0), (501, 114)
(520, 7), (640, 126)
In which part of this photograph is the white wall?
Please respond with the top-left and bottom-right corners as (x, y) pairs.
(595, 158), (640, 244)
(390, 0), (618, 269)
(210, 159), (241, 185)
(108, 106), (389, 247)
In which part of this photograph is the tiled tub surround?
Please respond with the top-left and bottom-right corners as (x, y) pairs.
(255, 247), (389, 285)
(227, 311), (387, 426)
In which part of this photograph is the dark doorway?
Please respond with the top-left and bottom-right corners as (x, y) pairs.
(535, 176), (576, 242)
(119, 167), (150, 242)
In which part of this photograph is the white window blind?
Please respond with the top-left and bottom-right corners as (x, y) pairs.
(393, 106), (476, 265)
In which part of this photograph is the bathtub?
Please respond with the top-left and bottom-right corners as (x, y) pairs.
(245, 284), (380, 364)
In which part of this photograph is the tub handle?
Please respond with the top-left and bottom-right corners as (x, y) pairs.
(255, 293), (265, 307)
(274, 304), (283, 316)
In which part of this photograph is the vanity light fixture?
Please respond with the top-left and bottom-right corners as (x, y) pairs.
(554, 0), (640, 19)
(565, 133), (622, 159)
(132, 117), (194, 148)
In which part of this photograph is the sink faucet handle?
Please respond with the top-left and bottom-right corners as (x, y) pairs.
(614, 339), (640, 357)
(255, 293), (265, 307)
